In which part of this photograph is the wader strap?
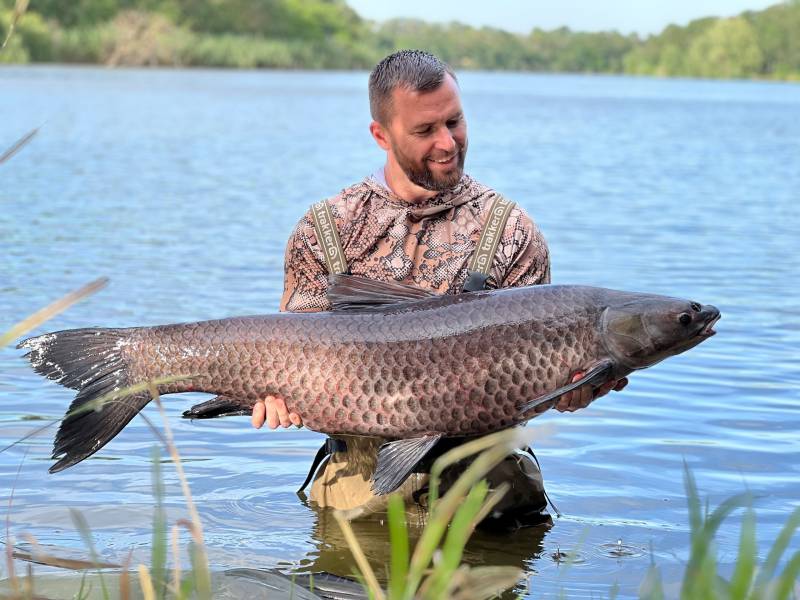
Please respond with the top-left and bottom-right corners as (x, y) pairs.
(310, 200), (348, 275)
(463, 194), (516, 292)
(524, 446), (560, 518)
(297, 437), (348, 492)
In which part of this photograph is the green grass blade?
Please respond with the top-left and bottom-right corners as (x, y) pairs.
(69, 508), (110, 600)
(609, 581), (620, 599)
(683, 461), (702, 540)
(447, 566), (521, 600)
(681, 461), (752, 599)
(179, 575), (195, 598)
(696, 491), (753, 598)
(639, 563), (664, 600)
(402, 434), (525, 599)
(758, 506), (800, 586)
(150, 447), (168, 599)
(387, 494), (409, 600)
(702, 493), (754, 540)
(76, 571), (90, 600)
(639, 544), (664, 600)
(332, 511), (385, 600)
(774, 550), (800, 600)
(424, 480), (489, 599)
(188, 541), (211, 600)
(729, 505), (757, 600)
(0, 0), (29, 51)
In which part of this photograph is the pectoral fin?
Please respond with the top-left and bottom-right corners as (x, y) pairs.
(372, 434), (442, 495)
(521, 359), (615, 414)
(182, 395), (254, 419)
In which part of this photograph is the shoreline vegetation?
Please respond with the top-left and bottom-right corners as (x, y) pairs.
(0, 0), (799, 81)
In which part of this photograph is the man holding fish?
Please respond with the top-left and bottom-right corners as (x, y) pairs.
(21, 55), (720, 525)
(252, 50), (628, 525)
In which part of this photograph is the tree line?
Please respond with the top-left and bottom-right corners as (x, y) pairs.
(1, 0), (798, 80)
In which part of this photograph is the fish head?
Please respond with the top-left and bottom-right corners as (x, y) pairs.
(601, 296), (720, 370)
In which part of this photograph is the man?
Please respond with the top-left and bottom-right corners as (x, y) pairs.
(252, 50), (626, 524)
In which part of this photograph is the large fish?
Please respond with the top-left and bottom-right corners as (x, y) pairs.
(19, 276), (720, 493)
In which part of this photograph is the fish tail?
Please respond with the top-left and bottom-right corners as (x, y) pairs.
(18, 328), (149, 473)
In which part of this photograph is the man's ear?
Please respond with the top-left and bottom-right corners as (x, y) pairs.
(369, 120), (391, 151)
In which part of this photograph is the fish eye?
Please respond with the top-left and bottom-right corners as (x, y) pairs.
(690, 302), (701, 312)
(679, 313), (692, 326)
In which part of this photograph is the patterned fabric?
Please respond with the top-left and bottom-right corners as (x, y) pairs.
(280, 173), (550, 312)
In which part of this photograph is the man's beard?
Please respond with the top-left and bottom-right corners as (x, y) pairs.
(393, 143), (466, 192)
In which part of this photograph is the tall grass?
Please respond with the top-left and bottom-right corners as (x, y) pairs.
(334, 429), (529, 600)
(0, 281), (210, 599)
(2, 283), (799, 598)
(638, 463), (800, 600)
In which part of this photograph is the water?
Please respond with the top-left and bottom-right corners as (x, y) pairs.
(1, 66), (799, 598)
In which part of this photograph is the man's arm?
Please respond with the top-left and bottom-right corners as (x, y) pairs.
(280, 212), (333, 312)
(498, 207), (627, 413)
(497, 207), (551, 288)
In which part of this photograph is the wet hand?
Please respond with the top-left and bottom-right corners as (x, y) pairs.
(251, 395), (303, 429)
(555, 374), (628, 413)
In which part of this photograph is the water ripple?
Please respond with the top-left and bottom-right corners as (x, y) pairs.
(2, 67), (799, 600)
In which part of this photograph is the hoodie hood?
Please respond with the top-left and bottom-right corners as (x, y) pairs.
(364, 173), (481, 221)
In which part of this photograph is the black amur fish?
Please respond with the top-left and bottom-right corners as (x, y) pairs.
(19, 276), (720, 493)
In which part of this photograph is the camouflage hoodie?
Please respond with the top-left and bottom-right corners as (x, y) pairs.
(280, 173), (550, 312)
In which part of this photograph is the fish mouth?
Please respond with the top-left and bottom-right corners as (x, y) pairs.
(698, 313), (721, 338)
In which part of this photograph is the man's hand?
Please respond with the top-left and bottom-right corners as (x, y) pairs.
(554, 373), (629, 413)
(251, 395), (303, 429)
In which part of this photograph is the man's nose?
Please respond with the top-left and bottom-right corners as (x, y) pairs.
(433, 125), (457, 153)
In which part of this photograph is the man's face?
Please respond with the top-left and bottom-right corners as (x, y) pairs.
(379, 73), (468, 192)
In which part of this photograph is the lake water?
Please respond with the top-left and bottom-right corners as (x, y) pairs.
(1, 66), (799, 598)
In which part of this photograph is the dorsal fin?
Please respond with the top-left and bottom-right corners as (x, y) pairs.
(327, 274), (438, 312)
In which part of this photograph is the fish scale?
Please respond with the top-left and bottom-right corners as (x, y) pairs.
(19, 277), (720, 488)
(89, 288), (594, 436)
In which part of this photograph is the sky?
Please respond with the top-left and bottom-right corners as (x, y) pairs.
(346, 0), (782, 36)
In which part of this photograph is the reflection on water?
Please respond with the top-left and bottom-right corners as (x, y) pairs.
(1, 66), (799, 599)
(293, 504), (548, 581)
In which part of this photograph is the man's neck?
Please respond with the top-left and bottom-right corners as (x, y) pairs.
(382, 161), (438, 204)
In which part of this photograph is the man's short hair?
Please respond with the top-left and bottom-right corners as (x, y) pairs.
(369, 50), (457, 125)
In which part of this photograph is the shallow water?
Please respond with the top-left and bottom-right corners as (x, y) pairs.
(1, 66), (799, 598)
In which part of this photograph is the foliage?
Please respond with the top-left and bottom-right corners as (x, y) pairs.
(0, 11), (28, 63)
(527, 27), (638, 73)
(334, 429), (528, 600)
(2, 0), (800, 78)
(744, 1), (800, 79)
(639, 462), (800, 600)
(686, 18), (764, 79)
(624, 3), (800, 80)
(623, 18), (716, 77)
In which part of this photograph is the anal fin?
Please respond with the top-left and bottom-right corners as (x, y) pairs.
(371, 434), (442, 495)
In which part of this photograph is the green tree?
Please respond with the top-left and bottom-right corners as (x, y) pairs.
(685, 16), (763, 78)
(746, 1), (800, 78)
(1, 0), (797, 78)
(32, 0), (122, 27)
